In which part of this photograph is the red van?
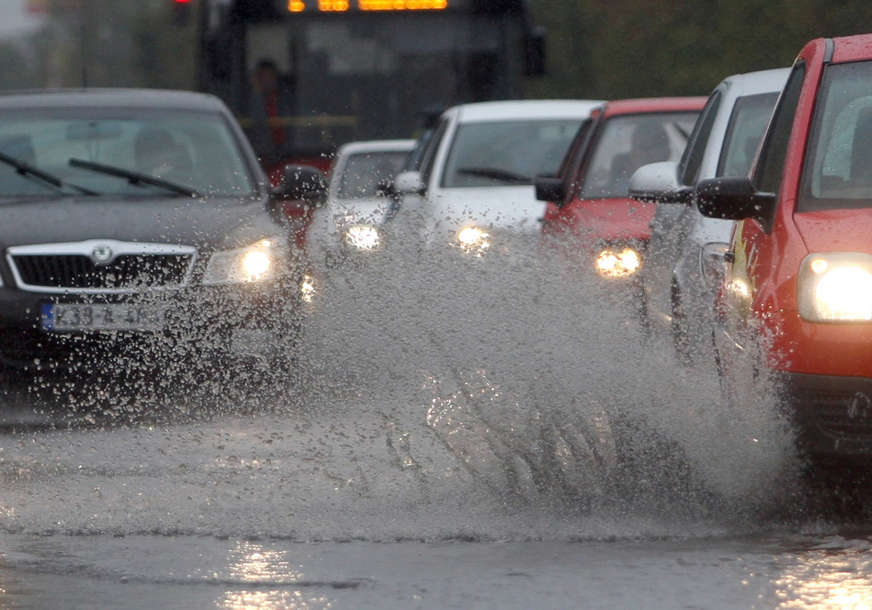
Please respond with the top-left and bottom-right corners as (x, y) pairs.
(536, 98), (705, 278)
(697, 34), (872, 459)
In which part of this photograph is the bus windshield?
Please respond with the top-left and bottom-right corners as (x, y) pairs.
(203, 2), (541, 170)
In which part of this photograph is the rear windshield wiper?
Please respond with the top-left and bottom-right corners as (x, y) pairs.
(69, 158), (201, 198)
(0, 151), (97, 195)
(456, 167), (530, 184)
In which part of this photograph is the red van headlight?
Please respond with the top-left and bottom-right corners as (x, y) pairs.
(798, 253), (872, 322)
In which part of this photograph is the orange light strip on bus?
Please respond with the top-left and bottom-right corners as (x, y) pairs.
(319, 0), (350, 10)
(288, 0), (306, 12)
(358, 0), (448, 10)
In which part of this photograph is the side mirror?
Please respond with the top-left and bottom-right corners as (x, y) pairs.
(272, 164), (327, 206)
(534, 175), (566, 203)
(696, 177), (774, 221)
(394, 170), (425, 196)
(628, 161), (691, 203)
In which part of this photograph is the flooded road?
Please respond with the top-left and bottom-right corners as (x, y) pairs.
(3, 530), (872, 608)
(0, 244), (869, 608)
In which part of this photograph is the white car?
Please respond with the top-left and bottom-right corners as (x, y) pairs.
(629, 68), (789, 360)
(391, 100), (601, 254)
(306, 139), (414, 267)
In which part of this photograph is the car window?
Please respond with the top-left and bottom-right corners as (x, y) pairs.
(799, 60), (872, 211)
(336, 150), (409, 199)
(754, 62), (806, 195)
(579, 112), (698, 199)
(679, 90), (722, 186)
(717, 92), (780, 178)
(0, 108), (256, 197)
(440, 119), (582, 188)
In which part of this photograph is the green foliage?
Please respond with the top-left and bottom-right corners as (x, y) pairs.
(21, 0), (196, 90)
(527, 0), (872, 99)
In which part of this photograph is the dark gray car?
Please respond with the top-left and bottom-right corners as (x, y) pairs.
(0, 89), (310, 400)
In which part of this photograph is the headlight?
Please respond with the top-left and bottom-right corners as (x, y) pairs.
(344, 225), (381, 251)
(798, 253), (872, 322)
(300, 273), (315, 304)
(595, 247), (641, 278)
(456, 226), (490, 253)
(202, 238), (282, 285)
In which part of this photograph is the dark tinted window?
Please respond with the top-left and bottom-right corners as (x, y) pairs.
(717, 92), (779, 178)
(679, 90), (722, 186)
(754, 62), (805, 194)
(799, 60), (872, 212)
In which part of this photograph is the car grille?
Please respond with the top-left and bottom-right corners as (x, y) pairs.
(809, 390), (872, 441)
(10, 253), (193, 290)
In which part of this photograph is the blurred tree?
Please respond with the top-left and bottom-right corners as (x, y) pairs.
(527, 0), (872, 99)
(20, 0), (197, 90)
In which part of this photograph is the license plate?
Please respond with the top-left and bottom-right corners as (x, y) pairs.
(41, 303), (164, 332)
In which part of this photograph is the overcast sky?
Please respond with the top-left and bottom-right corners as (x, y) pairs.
(0, 0), (44, 40)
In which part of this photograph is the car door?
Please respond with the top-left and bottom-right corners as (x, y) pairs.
(724, 61), (809, 346)
(645, 89), (724, 320)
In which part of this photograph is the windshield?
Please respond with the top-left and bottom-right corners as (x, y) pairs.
(440, 119), (582, 188)
(579, 112), (698, 199)
(800, 60), (872, 212)
(336, 150), (410, 199)
(241, 15), (518, 162)
(717, 92), (779, 178)
(0, 109), (256, 198)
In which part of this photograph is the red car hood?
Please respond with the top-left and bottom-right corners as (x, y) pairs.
(560, 197), (656, 241)
(793, 209), (872, 254)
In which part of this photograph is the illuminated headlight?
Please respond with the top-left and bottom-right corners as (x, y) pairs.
(595, 247), (641, 278)
(798, 253), (872, 322)
(300, 273), (315, 304)
(456, 226), (490, 253)
(202, 238), (282, 285)
(344, 225), (381, 251)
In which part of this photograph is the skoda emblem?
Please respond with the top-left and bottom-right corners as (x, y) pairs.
(90, 244), (114, 265)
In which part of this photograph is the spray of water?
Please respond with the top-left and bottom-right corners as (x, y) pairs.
(0, 225), (800, 541)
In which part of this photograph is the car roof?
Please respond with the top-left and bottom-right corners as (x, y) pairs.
(601, 97), (708, 118)
(0, 88), (228, 112)
(832, 33), (872, 63)
(454, 100), (603, 123)
(336, 139), (416, 156)
(721, 67), (791, 97)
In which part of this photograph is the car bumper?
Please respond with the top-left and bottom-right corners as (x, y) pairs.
(780, 371), (872, 457)
(0, 281), (301, 371)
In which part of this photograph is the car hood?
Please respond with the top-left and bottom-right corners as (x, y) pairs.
(327, 198), (392, 228)
(793, 209), (872, 254)
(0, 195), (281, 252)
(560, 197), (656, 242)
(428, 186), (544, 235)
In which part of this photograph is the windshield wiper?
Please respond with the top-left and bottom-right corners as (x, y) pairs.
(456, 167), (530, 184)
(69, 158), (201, 198)
(0, 151), (98, 196)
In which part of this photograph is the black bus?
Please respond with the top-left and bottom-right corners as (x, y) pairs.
(197, 0), (545, 173)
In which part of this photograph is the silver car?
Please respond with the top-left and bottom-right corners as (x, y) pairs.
(306, 139), (414, 267)
(629, 68), (789, 360)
